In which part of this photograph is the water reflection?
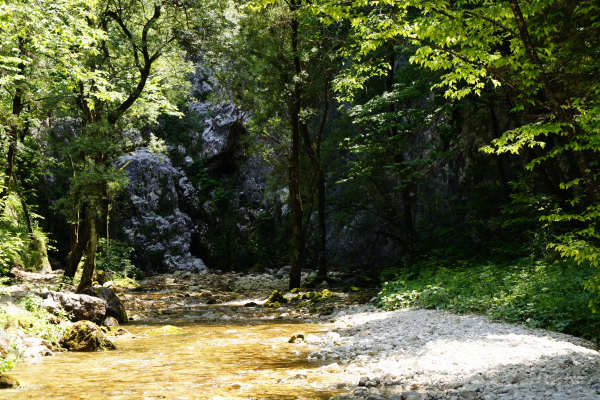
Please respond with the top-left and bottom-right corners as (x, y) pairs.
(5, 322), (339, 400)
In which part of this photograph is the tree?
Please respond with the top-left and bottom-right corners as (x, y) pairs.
(321, 0), (600, 301)
(340, 47), (450, 256)
(54, 0), (196, 292)
(210, 0), (343, 288)
(0, 0), (98, 272)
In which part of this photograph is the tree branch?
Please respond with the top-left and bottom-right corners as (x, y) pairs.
(108, 5), (161, 124)
(106, 10), (141, 70)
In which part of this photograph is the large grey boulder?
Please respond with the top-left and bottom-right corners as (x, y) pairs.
(83, 286), (128, 323)
(41, 291), (107, 324)
(189, 101), (245, 166)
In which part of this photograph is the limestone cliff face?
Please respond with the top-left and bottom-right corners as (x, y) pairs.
(119, 149), (206, 273)
(114, 66), (280, 273)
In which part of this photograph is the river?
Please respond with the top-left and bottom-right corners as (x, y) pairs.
(3, 277), (342, 399)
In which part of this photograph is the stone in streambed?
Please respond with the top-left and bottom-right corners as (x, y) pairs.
(288, 334), (305, 343)
(265, 290), (287, 307)
(400, 392), (427, 400)
(42, 291), (107, 324)
(102, 316), (119, 327)
(60, 320), (116, 351)
(0, 374), (19, 389)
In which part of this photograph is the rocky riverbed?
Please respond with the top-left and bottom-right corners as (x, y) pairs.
(2, 268), (600, 399)
(305, 306), (600, 400)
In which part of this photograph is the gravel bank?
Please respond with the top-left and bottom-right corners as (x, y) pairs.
(305, 306), (600, 400)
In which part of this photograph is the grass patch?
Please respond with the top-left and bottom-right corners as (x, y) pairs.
(377, 256), (600, 341)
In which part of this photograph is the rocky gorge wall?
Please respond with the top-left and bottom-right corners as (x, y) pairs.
(109, 66), (515, 274)
(111, 67), (288, 273)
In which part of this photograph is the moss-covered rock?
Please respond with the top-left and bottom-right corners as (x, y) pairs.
(60, 320), (116, 352)
(300, 289), (333, 303)
(94, 270), (112, 285)
(267, 301), (281, 309)
(266, 290), (287, 303)
(265, 290), (287, 307)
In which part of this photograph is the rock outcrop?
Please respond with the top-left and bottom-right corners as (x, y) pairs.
(119, 149), (207, 273)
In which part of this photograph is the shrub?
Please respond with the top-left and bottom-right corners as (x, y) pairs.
(96, 238), (137, 279)
(0, 193), (53, 274)
(378, 257), (600, 341)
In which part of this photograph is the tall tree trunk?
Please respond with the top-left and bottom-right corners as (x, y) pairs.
(508, 0), (599, 203)
(14, 180), (33, 236)
(316, 167), (327, 279)
(77, 212), (97, 293)
(0, 39), (25, 211)
(488, 103), (511, 198)
(0, 96), (23, 210)
(288, 0), (304, 290)
(386, 51), (417, 252)
(65, 216), (89, 278)
(0, 129), (17, 202)
(12, 174), (52, 273)
(300, 110), (329, 283)
(573, 149), (600, 203)
(400, 184), (416, 251)
(288, 134), (304, 290)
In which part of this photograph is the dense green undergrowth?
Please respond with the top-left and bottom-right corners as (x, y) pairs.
(377, 257), (600, 342)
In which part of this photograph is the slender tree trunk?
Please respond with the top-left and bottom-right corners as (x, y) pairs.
(77, 211), (97, 293)
(0, 97), (23, 210)
(0, 130), (17, 200)
(0, 39), (25, 211)
(18, 188), (33, 236)
(12, 174), (51, 272)
(316, 167), (327, 279)
(386, 51), (417, 252)
(65, 216), (89, 278)
(288, 139), (304, 290)
(488, 103), (511, 198)
(288, 0), (304, 290)
(573, 150), (600, 202)
(400, 184), (416, 251)
(300, 114), (328, 283)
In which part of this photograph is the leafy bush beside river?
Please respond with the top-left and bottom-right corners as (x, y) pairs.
(378, 257), (600, 342)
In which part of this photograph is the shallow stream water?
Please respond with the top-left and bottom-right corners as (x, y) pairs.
(3, 282), (341, 399)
